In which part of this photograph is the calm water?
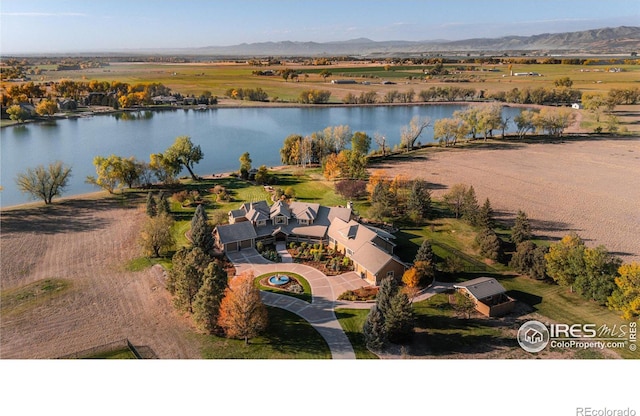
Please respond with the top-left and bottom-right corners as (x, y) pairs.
(0, 105), (523, 207)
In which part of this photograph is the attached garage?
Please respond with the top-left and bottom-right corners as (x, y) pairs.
(215, 222), (257, 253)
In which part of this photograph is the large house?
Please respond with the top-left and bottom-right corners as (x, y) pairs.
(214, 200), (407, 285)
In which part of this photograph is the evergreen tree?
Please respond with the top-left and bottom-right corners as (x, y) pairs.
(157, 191), (170, 216)
(406, 179), (431, 223)
(476, 227), (502, 262)
(190, 204), (214, 253)
(385, 291), (415, 343)
(192, 261), (229, 334)
(376, 276), (399, 318)
(363, 305), (387, 351)
(477, 198), (495, 230)
(375, 276), (414, 344)
(415, 240), (434, 264)
(369, 180), (396, 221)
(510, 241), (547, 280)
(461, 185), (479, 225)
(511, 210), (532, 244)
(167, 247), (212, 313)
(145, 192), (157, 217)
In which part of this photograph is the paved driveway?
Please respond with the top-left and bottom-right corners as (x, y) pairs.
(229, 252), (368, 359)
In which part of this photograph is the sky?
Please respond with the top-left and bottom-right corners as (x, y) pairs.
(1, 0), (639, 54)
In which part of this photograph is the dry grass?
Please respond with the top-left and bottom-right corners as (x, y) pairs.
(0, 197), (202, 358)
(373, 137), (640, 262)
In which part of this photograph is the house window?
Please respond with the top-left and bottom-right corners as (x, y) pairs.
(256, 220), (266, 227)
(299, 219), (309, 225)
(386, 271), (394, 279)
(346, 248), (353, 256)
(274, 216), (287, 225)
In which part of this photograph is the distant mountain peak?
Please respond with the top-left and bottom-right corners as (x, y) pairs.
(193, 26), (639, 56)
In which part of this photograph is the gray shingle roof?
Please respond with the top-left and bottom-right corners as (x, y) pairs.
(215, 221), (257, 244)
(454, 277), (507, 301)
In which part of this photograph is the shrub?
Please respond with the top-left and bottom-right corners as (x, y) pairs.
(172, 190), (188, 203)
(286, 283), (304, 294)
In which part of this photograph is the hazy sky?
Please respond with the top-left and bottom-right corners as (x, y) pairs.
(1, 0), (638, 53)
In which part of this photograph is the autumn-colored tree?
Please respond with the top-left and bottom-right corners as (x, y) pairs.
(35, 99), (58, 117)
(323, 152), (346, 180)
(86, 155), (124, 194)
(545, 233), (586, 292)
(218, 272), (268, 344)
(608, 262), (640, 320)
(402, 268), (420, 288)
(400, 115), (430, 151)
(366, 169), (389, 194)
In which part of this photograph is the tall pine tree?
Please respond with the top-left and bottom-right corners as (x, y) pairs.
(363, 305), (387, 351)
(511, 210), (532, 244)
(462, 185), (479, 225)
(145, 192), (157, 217)
(192, 261), (229, 334)
(477, 198), (495, 230)
(406, 179), (431, 224)
(190, 204), (214, 253)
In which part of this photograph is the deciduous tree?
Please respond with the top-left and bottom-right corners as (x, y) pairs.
(163, 136), (203, 181)
(35, 99), (58, 117)
(139, 213), (175, 258)
(443, 183), (467, 219)
(608, 262), (640, 320)
(400, 115), (430, 151)
(545, 233), (586, 292)
(15, 161), (72, 204)
(218, 272), (268, 344)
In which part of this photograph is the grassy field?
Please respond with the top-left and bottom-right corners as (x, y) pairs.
(0, 278), (71, 317)
(334, 308), (379, 359)
(199, 306), (331, 359)
(31, 61), (640, 104)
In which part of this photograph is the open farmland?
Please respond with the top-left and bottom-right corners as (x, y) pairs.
(373, 137), (640, 262)
(39, 60), (640, 104)
(0, 196), (203, 359)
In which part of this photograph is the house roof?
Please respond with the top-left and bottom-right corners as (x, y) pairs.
(350, 243), (397, 276)
(289, 201), (319, 221)
(454, 277), (507, 301)
(215, 221), (257, 244)
(270, 200), (291, 218)
(328, 218), (379, 254)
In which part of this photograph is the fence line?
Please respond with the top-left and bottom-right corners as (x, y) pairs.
(58, 338), (141, 359)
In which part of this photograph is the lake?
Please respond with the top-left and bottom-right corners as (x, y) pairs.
(0, 105), (523, 207)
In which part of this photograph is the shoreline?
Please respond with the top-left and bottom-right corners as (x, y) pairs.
(1, 99), (569, 129)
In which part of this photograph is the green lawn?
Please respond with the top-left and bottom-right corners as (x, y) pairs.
(496, 275), (640, 359)
(200, 306), (331, 359)
(335, 308), (379, 359)
(0, 278), (71, 317)
(411, 294), (515, 356)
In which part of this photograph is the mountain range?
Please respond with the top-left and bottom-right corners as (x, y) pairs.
(183, 26), (639, 56)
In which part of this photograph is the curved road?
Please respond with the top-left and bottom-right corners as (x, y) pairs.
(227, 246), (452, 359)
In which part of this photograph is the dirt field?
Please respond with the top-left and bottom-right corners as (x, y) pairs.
(374, 137), (640, 262)
(0, 197), (202, 359)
